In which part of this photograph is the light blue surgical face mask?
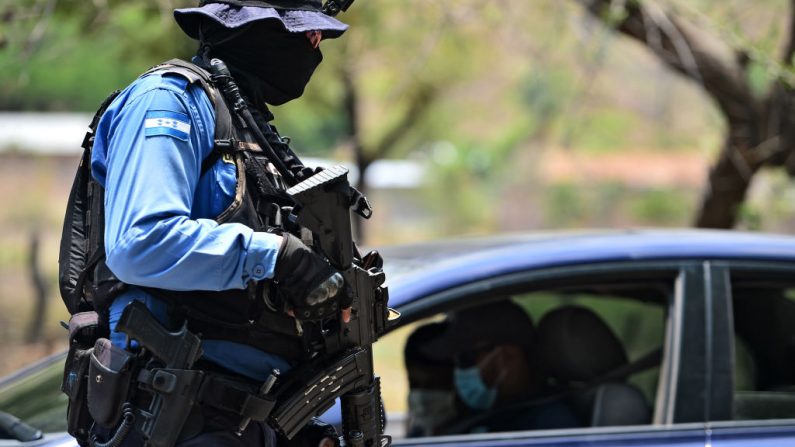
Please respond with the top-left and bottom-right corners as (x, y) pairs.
(454, 366), (498, 411)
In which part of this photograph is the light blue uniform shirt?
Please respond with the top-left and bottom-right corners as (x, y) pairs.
(92, 70), (290, 380)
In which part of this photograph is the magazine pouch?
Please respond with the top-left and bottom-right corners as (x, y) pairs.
(61, 311), (101, 445)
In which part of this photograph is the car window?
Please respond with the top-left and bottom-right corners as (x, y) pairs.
(516, 291), (665, 406)
(730, 283), (795, 421)
(375, 280), (671, 440)
(0, 356), (68, 437)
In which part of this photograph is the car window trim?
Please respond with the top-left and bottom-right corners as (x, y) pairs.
(654, 268), (685, 425)
(394, 260), (683, 325)
(704, 262), (733, 422)
(725, 260), (795, 282)
(666, 262), (726, 425)
(0, 352), (67, 390)
(391, 420), (708, 446)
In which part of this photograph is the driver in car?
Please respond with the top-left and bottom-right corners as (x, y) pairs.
(418, 300), (580, 434)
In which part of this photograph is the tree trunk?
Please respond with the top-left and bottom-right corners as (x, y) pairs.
(26, 232), (49, 343)
(695, 139), (758, 228)
(341, 65), (370, 243)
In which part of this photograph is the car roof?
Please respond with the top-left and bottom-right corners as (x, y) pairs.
(379, 229), (795, 308)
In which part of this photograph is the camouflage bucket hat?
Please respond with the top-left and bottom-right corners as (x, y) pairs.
(174, 0), (349, 40)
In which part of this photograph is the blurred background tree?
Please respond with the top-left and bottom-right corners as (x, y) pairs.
(575, 0), (795, 229)
(0, 0), (196, 110)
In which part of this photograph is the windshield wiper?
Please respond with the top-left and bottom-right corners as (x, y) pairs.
(0, 411), (42, 442)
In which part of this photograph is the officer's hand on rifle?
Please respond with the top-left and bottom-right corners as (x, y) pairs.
(275, 233), (353, 323)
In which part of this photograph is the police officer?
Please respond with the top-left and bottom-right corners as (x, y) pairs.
(89, 1), (352, 445)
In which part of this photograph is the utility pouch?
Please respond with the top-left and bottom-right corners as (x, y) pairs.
(61, 312), (101, 445)
(87, 338), (135, 428)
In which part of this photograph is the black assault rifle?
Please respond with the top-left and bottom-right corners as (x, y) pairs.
(209, 59), (399, 447)
(273, 166), (397, 447)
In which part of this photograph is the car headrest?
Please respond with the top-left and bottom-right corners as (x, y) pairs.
(536, 306), (627, 382)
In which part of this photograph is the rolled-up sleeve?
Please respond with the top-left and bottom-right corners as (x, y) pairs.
(99, 84), (281, 291)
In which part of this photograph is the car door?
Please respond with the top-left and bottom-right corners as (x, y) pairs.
(381, 261), (709, 447)
(707, 261), (795, 447)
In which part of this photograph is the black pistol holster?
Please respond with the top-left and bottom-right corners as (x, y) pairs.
(75, 301), (277, 447)
(62, 312), (101, 445)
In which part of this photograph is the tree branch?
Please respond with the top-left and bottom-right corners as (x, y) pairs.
(371, 84), (436, 164)
(340, 64), (363, 168)
(339, 65), (369, 241)
(26, 232), (49, 343)
(577, 0), (772, 229)
(783, 0), (795, 64)
(578, 0), (758, 142)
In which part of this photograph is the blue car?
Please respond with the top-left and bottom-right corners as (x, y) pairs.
(3, 230), (795, 446)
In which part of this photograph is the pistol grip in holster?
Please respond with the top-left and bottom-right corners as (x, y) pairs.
(135, 369), (206, 447)
(113, 301), (205, 447)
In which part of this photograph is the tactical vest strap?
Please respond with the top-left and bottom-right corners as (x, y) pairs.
(145, 59), (215, 103)
(197, 374), (275, 420)
(146, 59), (237, 176)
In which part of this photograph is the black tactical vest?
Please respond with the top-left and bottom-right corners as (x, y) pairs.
(60, 59), (315, 363)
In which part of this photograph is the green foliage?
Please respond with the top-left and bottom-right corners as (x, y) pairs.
(567, 109), (638, 153)
(737, 170), (795, 232)
(629, 188), (691, 225)
(747, 60), (773, 98)
(541, 182), (694, 228)
(0, 0), (194, 110)
(0, 241), (26, 270)
(520, 69), (574, 122)
(544, 183), (587, 227)
(422, 141), (501, 234)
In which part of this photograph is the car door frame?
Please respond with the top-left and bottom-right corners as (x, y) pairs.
(390, 259), (711, 446)
(666, 261), (733, 424)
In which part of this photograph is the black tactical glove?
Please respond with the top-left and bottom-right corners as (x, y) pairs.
(275, 233), (351, 320)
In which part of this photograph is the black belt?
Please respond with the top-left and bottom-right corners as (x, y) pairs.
(137, 368), (276, 422)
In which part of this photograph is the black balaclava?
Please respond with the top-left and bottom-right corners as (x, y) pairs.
(199, 18), (323, 106)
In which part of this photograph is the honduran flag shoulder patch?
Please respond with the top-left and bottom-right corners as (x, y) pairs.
(144, 110), (191, 141)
